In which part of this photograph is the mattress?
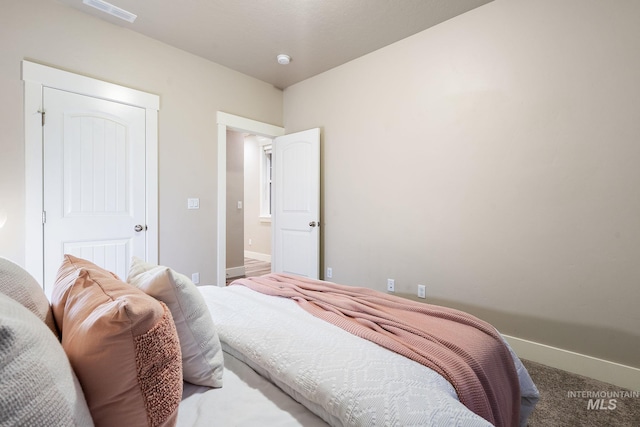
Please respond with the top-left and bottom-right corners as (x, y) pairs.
(179, 285), (538, 426)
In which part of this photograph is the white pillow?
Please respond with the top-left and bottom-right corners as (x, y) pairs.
(0, 292), (94, 426)
(127, 257), (224, 388)
(0, 257), (58, 336)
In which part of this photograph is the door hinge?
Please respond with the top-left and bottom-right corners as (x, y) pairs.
(38, 110), (45, 126)
(42, 211), (46, 224)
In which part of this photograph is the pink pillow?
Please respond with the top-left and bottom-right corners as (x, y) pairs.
(52, 255), (182, 427)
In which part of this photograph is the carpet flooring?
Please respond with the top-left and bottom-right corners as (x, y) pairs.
(522, 359), (639, 426)
(243, 257), (271, 277)
(226, 258), (271, 285)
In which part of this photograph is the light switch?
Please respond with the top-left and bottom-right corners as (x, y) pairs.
(187, 198), (200, 209)
(237, 201), (243, 209)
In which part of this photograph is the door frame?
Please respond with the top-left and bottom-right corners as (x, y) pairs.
(216, 112), (284, 287)
(22, 60), (159, 286)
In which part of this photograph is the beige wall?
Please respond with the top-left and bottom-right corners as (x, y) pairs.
(226, 131), (245, 271)
(283, 0), (640, 368)
(2, 0), (638, 369)
(243, 136), (271, 257)
(0, 0), (282, 284)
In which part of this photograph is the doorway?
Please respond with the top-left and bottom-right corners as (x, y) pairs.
(216, 112), (284, 287)
(226, 131), (273, 282)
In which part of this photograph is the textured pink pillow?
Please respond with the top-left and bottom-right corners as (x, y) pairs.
(52, 255), (182, 427)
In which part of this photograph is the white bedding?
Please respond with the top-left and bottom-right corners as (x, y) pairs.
(181, 285), (538, 427)
(178, 351), (326, 426)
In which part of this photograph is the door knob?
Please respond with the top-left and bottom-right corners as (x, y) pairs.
(134, 224), (147, 232)
(309, 221), (317, 228)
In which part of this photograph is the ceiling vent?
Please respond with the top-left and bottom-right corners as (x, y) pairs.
(82, 0), (137, 23)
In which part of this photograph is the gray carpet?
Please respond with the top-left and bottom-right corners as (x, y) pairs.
(522, 359), (639, 426)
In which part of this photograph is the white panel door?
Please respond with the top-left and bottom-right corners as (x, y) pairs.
(272, 128), (320, 278)
(43, 87), (146, 295)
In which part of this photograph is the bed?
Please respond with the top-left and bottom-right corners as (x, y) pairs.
(1, 256), (539, 427)
(179, 275), (539, 427)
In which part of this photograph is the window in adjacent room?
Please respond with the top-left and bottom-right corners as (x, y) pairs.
(259, 141), (272, 221)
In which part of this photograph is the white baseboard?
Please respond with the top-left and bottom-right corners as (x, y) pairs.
(244, 251), (271, 262)
(503, 335), (640, 390)
(226, 266), (245, 279)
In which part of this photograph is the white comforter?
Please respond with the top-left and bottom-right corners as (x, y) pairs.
(197, 285), (539, 427)
(178, 350), (326, 426)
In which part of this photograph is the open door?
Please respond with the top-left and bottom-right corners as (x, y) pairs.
(272, 128), (320, 279)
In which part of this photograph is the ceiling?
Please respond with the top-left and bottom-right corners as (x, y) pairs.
(55, 0), (493, 89)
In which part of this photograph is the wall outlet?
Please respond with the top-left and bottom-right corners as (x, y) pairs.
(187, 198), (200, 209)
(248, 238), (252, 246)
(326, 267), (333, 279)
(192, 272), (200, 284)
(387, 278), (395, 292)
(417, 284), (426, 299)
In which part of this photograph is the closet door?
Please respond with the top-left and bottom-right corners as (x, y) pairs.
(42, 87), (147, 295)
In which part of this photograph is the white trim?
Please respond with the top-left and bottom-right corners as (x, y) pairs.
(244, 251), (272, 263)
(24, 80), (44, 282)
(216, 112), (284, 288)
(22, 61), (158, 109)
(226, 266), (246, 279)
(216, 122), (227, 287)
(217, 111), (284, 137)
(503, 335), (640, 390)
(145, 110), (159, 265)
(22, 60), (159, 285)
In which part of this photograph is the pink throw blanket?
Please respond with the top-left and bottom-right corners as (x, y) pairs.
(232, 273), (520, 427)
